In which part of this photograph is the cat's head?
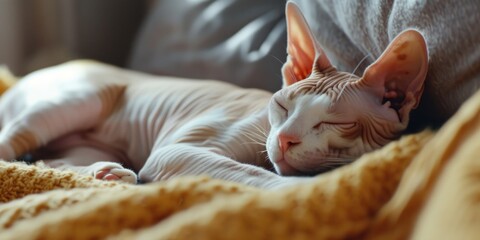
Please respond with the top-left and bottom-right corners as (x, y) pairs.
(266, 2), (428, 176)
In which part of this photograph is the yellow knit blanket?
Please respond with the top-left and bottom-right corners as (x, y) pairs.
(1, 85), (479, 239)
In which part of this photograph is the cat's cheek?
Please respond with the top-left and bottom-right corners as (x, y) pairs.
(265, 136), (282, 170)
(268, 150), (300, 176)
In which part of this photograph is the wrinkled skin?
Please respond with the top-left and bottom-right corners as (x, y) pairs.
(0, 2), (428, 188)
(266, 2), (428, 175)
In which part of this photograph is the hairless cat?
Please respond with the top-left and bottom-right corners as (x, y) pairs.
(0, 3), (428, 188)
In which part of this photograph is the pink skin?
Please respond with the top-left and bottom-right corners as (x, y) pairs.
(275, 134), (303, 174)
(265, 2), (428, 176)
(0, 3), (427, 188)
(96, 169), (120, 181)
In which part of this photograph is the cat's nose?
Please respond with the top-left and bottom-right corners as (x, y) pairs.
(278, 133), (301, 153)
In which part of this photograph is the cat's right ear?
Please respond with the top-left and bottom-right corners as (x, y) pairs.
(282, 2), (333, 87)
(359, 30), (428, 124)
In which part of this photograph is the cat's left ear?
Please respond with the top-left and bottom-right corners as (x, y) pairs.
(282, 2), (333, 87)
(360, 29), (428, 121)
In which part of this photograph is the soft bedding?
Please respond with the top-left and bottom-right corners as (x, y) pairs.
(1, 1), (479, 238)
(1, 85), (479, 239)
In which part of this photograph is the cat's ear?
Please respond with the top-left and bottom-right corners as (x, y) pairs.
(282, 2), (333, 87)
(360, 29), (428, 122)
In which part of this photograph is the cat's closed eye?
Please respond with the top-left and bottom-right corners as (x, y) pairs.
(335, 122), (357, 130)
(313, 122), (358, 132)
(274, 98), (288, 114)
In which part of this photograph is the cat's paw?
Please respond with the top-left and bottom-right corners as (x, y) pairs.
(0, 143), (16, 161)
(91, 162), (137, 184)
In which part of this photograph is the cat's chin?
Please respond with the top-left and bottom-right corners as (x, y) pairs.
(273, 158), (304, 176)
(273, 156), (339, 177)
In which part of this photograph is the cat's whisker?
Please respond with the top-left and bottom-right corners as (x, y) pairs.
(243, 125), (269, 157)
(241, 129), (266, 141)
(270, 55), (286, 67)
(322, 160), (346, 166)
(239, 130), (268, 147)
(259, 149), (269, 154)
(335, 54), (372, 104)
(268, 55), (287, 79)
(350, 54), (371, 77)
(242, 142), (265, 146)
(242, 140), (266, 146)
(250, 122), (268, 138)
(335, 84), (348, 105)
(241, 138), (266, 146)
(238, 123), (268, 142)
(239, 124), (268, 147)
(263, 154), (271, 164)
(322, 158), (354, 166)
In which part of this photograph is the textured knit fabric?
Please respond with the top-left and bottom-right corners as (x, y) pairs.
(1, 89), (479, 239)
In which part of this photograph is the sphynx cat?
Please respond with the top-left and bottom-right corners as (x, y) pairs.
(0, 3), (428, 188)
(290, 0), (479, 130)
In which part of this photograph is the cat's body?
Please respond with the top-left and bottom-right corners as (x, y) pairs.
(0, 3), (428, 188)
(0, 61), (283, 187)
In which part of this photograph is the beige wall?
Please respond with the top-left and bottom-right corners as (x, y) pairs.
(0, 0), (24, 74)
(0, 0), (147, 75)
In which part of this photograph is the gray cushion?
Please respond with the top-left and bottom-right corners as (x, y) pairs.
(129, 0), (287, 92)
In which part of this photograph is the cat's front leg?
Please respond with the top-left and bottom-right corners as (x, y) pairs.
(138, 144), (307, 189)
(42, 146), (137, 184)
